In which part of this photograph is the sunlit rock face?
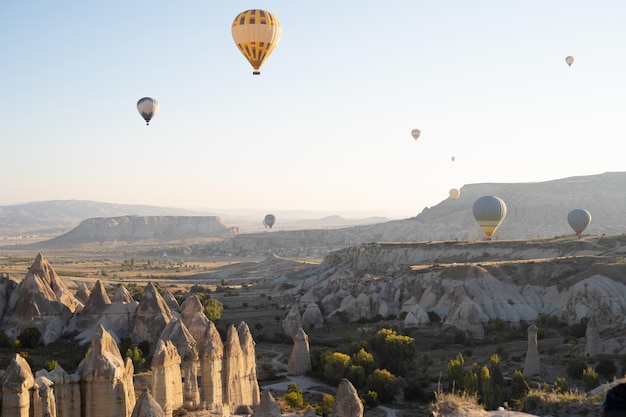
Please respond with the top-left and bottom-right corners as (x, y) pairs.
(1, 254), (82, 345)
(35, 365), (81, 417)
(287, 327), (311, 376)
(237, 321), (260, 407)
(131, 282), (173, 350)
(131, 391), (165, 417)
(1, 353), (35, 417)
(253, 390), (282, 417)
(113, 284), (134, 303)
(32, 375), (57, 417)
(78, 325), (136, 417)
(332, 378), (364, 417)
(75, 283), (91, 304)
(198, 321), (223, 409)
(179, 295), (210, 345)
(223, 324), (246, 410)
(159, 318), (200, 409)
(161, 290), (180, 313)
(151, 339), (183, 417)
(75, 280), (111, 330)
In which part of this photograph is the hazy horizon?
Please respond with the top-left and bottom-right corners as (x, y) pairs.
(3, 2), (625, 217)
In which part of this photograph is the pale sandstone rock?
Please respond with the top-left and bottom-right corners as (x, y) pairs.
(113, 284), (134, 303)
(198, 320), (223, 409)
(78, 325), (136, 417)
(131, 282), (173, 350)
(253, 390), (282, 417)
(1, 353), (35, 417)
(131, 391), (166, 417)
(223, 324), (246, 410)
(29, 253), (82, 313)
(159, 318), (200, 408)
(282, 304), (302, 339)
(32, 375), (57, 417)
(74, 283), (91, 305)
(151, 339), (183, 417)
(75, 280), (111, 331)
(301, 303), (324, 328)
(237, 321), (260, 407)
(35, 365), (81, 417)
(179, 295), (210, 345)
(523, 324), (540, 377)
(332, 378), (363, 417)
(445, 298), (486, 339)
(585, 316), (601, 357)
(287, 327), (311, 376)
(161, 290), (180, 312)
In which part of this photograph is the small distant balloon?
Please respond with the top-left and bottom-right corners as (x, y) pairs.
(567, 209), (591, 238)
(451, 156), (455, 162)
(472, 196), (507, 240)
(411, 129), (421, 141)
(449, 188), (460, 200)
(137, 97), (159, 125)
(565, 56), (574, 67)
(264, 214), (276, 229)
(183, 246), (192, 256)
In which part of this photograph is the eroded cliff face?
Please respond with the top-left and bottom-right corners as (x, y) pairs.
(279, 236), (626, 340)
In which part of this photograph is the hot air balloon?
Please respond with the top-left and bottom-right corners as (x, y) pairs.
(451, 156), (455, 162)
(472, 196), (507, 240)
(232, 9), (282, 75)
(411, 129), (421, 140)
(449, 188), (460, 200)
(565, 56), (574, 67)
(264, 214), (276, 229)
(137, 97), (159, 125)
(567, 209), (591, 238)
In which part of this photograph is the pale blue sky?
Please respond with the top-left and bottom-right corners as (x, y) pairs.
(2, 1), (624, 217)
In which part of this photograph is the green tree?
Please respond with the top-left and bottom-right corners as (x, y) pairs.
(203, 298), (224, 321)
(447, 353), (465, 391)
(369, 328), (417, 376)
(351, 348), (375, 375)
(510, 370), (530, 400)
(366, 369), (406, 403)
(583, 367), (599, 391)
(125, 347), (146, 372)
(346, 365), (366, 389)
(17, 327), (41, 348)
(284, 384), (304, 409)
(362, 391), (380, 408)
(323, 352), (351, 385)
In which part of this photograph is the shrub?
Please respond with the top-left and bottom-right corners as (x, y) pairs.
(17, 327), (41, 348)
(362, 390), (379, 408)
(566, 360), (587, 379)
(596, 357), (617, 380)
(44, 360), (59, 372)
(582, 367), (599, 391)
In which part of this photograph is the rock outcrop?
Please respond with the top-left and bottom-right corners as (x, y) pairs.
(332, 378), (364, 417)
(151, 340), (183, 417)
(282, 304), (302, 339)
(131, 282), (173, 349)
(179, 295), (210, 345)
(35, 365), (81, 417)
(287, 327), (311, 376)
(237, 322), (260, 407)
(78, 325), (136, 417)
(131, 391), (165, 417)
(198, 320), (223, 409)
(253, 390), (282, 417)
(523, 324), (540, 377)
(1, 354), (35, 417)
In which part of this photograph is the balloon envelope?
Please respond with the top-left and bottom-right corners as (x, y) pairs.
(472, 196), (507, 239)
(449, 188), (460, 200)
(232, 9), (282, 74)
(137, 97), (159, 125)
(264, 214), (276, 229)
(565, 56), (574, 66)
(567, 209), (591, 237)
(411, 129), (421, 140)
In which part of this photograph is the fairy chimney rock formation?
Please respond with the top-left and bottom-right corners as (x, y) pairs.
(131, 282), (173, 349)
(282, 304), (303, 339)
(198, 320), (224, 409)
(223, 324), (246, 410)
(301, 303), (324, 328)
(2, 253), (84, 344)
(2, 353), (35, 417)
(75, 280), (111, 329)
(78, 324), (136, 417)
(113, 284), (134, 303)
(287, 327), (312, 376)
(585, 316), (601, 357)
(253, 390), (282, 417)
(75, 283), (91, 304)
(523, 324), (540, 377)
(131, 391), (166, 417)
(151, 339), (183, 417)
(332, 378), (364, 417)
(32, 375), (57, 417)
(161, 290), (180, 312)
(36, 365), (81, 417)
(237, 321), (260, 407)
(159, 318), (200, 408)
(179, 295), (210, 344)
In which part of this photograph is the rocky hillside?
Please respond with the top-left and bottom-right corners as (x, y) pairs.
(29, 215), (237, 248)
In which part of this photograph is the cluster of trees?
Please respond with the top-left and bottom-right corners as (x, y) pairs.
(310, 328), (417, 404)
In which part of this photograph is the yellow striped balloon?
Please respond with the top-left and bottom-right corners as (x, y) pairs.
(232, 9), (282, 75)
(472, 196), (507, 240)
